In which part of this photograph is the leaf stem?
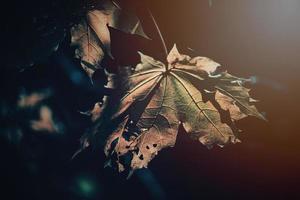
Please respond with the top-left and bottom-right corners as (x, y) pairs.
(147, 9), (168, 58)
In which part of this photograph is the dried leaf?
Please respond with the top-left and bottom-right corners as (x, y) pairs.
(84, 44), (265, 172)
(71, 0), (148, 77)
(214, 73), (265, 121)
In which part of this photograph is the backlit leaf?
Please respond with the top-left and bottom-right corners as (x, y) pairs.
(82, 44), (265, 173)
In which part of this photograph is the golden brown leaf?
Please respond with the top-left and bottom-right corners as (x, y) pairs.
(83, 44), (265, 172)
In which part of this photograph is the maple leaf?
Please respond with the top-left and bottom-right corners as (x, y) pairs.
(82, 44), (265, 174)
(71, 0), (148, 78)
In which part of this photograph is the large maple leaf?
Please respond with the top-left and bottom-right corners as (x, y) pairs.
(82, 44), (265, 174)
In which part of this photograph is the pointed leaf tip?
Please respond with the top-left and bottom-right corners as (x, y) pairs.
(167, 44), (181, 64)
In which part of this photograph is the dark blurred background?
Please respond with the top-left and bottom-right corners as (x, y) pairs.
(1, 0), (300, 199)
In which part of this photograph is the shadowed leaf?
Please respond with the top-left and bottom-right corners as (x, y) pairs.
(71, 0), (148, 77)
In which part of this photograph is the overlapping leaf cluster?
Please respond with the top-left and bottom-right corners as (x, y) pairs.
(71, 0), (265, 174)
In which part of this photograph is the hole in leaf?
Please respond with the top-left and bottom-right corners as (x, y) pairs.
(153, 144), (157, 147)
(139, 154), (144, 160)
